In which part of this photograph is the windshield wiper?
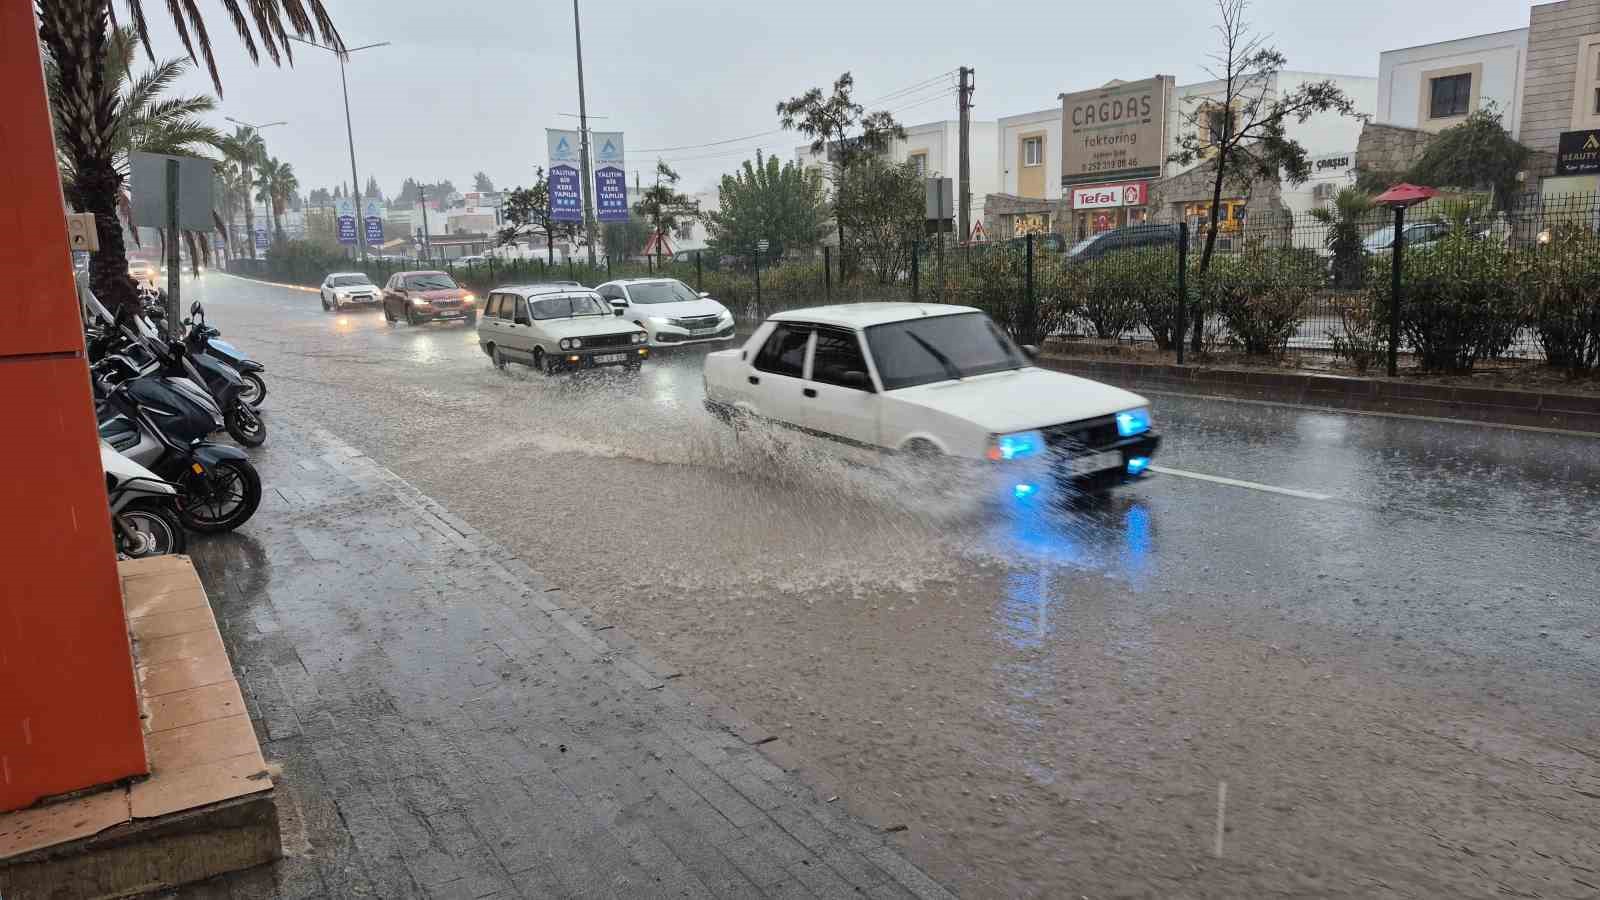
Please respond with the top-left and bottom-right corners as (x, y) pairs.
(905, 331), (963, 381)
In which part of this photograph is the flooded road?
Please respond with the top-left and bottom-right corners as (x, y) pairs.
(196, 274), (1600, 898)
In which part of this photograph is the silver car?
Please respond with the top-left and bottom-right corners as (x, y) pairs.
(320, 272), (381, 310)
(477, 284), (650, 374)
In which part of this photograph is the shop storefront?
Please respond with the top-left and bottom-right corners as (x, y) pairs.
(1069, 180), (1151, 240)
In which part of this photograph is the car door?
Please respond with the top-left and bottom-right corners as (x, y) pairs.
(744, 321), (813, 429)
(795, 326), (880, 453)
(481, 293), (505, 349)
(508, 296), (536, 356)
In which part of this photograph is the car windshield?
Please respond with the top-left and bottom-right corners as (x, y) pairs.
(1066, 233), (1105, 256)
(331, 275), (372, 287)
(627, 280), (698, 304)
(865, 312), (1027, 390)
(530, 293), (609, 320)
(405, 274), (458, 290)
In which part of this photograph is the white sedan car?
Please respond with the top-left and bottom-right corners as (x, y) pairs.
(702, 302), (1161, 489)
(319, 272), (381, 311)
(477, 284), (650, 374)
(595, 278), (736, 347)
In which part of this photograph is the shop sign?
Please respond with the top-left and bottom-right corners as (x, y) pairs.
(1311, 153), (1355, 174)
(1060, 76), (1173, 187)
(1557, 130), (1600, 176)
(1071, 181), (1148, 209)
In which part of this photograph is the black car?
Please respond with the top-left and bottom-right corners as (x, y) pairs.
(1063, 224), (1182, 263)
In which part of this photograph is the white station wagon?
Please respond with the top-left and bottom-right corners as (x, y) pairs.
(702, 303), (1161, 488)
(477, 284), (650, 374)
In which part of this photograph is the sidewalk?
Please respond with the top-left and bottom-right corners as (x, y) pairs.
(182, 418), (953, 899)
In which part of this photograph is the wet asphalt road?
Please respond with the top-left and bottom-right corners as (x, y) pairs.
(193, 273), (1600, 898)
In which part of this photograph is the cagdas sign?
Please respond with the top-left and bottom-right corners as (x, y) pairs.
(1071, 181), (1148, 209)
(1061, 76), (1173, 188)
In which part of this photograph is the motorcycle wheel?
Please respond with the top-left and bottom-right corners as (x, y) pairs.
(115, 501), (187, 558)
(225, 403), (267, 448)
(239, 371), (268, 408)
(178, 458), (262, 533)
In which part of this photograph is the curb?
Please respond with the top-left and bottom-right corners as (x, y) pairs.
(1039, 355), (1600, 436)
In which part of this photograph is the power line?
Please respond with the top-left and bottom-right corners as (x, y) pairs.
(861, 71), (958, 107)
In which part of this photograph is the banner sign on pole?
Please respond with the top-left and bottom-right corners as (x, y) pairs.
(547, 129), (584, 223)
(363, 200), (384, 245)
(592, 132), (627, 223)
(254, 226), (270, 250)
(336, 198), (357, 245)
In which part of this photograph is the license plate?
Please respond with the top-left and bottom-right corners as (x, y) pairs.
(1069, 450), (1121, 476)
(595, 353), (627, 364)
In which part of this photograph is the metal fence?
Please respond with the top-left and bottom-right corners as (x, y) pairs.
(228, 190), (1600, 377)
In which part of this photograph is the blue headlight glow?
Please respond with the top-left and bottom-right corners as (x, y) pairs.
(1013, 483), (1037, 499)
(991, 430), (1045, 461)
(1116, 408), (1151, 438)
(1126, 456), (1151, 475)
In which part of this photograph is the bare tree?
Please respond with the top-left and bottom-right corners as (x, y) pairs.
(1171, 0), (1363, 288)
(777, 73), (906, 274)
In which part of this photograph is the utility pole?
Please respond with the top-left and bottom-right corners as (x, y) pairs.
(289, 37), (389, 261)
(418, 182), (432, 262)
(958, 66), (974, 247)
(572, 0), (597, 265)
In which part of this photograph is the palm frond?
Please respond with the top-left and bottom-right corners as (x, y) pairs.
(120, 0), (344, 95)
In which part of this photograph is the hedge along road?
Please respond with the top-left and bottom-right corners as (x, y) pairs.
(201, 273), (1600, 898)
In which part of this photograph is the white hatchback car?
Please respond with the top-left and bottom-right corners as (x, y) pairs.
(477, 284), (650, 374)
(702, 302), (1161, 488)
(319, 272), (381, 310)
(595, 278), (736, 347)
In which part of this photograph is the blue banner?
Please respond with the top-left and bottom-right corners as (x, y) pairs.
(254, 226), (269, 250)
(336, 198), (357, 245)
(593, 132), (627, 223)
(363, 200), (384, 245)
(549, 164), (583, 223)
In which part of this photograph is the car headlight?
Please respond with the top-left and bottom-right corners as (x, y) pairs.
(462, 294), (476, 305)
(410, 297), (427, 307)
(1116, 408), (1151, 437)
(631, 331), (647, 344)
(986, 429), (1045, 462)
(570, 338), (582, 349)
(646, 316), (671, 327)
(559, 338), (571, 350)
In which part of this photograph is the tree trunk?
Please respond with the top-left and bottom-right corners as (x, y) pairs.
(1192, 159), (1228, 353)
(243, 169), (257, 258)
(78, 163), (137, 316)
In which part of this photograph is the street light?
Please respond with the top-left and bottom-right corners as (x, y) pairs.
(288, 36), (389, 261)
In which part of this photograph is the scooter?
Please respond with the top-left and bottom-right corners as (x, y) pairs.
(139, 305), (265, 447)
(86, 290), (263, 534)
(102, 440), (187, 558)
(183, 302), (267, 409)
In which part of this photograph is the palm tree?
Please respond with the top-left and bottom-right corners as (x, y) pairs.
(254, 157), (285, 243)
(1310, 188), (1377, 289)
(219, 126), (267, 258)
(35, 0), (340, 310)
(272, 163), (300, 240)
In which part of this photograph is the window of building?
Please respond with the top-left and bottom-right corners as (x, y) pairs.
(1429, 73), (1472, 119)
(675, 221), (694, 241)
(1022, 137), (1042, 167)
(908, 152), (928, 175)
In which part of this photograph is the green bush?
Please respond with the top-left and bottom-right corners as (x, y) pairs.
(947, 246), (1068, 345)
(1327, 293), (1385, 371)
(1528, 226), (1600, 375)
(1202, 245), (1323, 356)
(1055, 252), (1153, 342)
(1368, 233), (1524, 373)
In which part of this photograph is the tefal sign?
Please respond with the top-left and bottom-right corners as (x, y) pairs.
(1071, 181), (1148, 209)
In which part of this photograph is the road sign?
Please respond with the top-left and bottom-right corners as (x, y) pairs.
(757, 239), (770, 253)
(65, 213), (99, 251)
(130, 152), (214, 231)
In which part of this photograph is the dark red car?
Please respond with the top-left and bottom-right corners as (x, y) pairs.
(381, 270), (478, 326)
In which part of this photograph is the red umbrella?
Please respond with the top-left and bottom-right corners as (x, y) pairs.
(1373, 183), (1439, 207)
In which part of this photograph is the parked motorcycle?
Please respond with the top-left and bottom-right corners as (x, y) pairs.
(101, 440), (186, 558)
(139, 304), (265, 447)
(182, 302), (267, 409)
(86, 291), (263, 534)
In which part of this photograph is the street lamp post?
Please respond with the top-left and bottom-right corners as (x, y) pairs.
(223, 117), (285, 258)
(288, 37), (389, 261)
(571, 0), (597, 266)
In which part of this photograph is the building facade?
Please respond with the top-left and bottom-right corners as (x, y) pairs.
(1376, 29), (1529, 137)
(1523, 0), (1600, 194)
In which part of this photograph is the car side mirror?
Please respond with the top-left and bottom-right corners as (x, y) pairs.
(698, 291), (711, 299)
(609, 298), (627, 309)
(841, 371), (871, 391)
(1021, 344), (1040, 361)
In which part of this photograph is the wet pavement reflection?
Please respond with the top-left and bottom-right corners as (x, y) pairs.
(192, 275), (1600, 898)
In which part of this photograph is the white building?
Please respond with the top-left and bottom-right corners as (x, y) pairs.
(1376, 29), (1528, 137)
(795, 118), (1000, 240)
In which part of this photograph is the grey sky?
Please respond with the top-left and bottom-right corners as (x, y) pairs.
(143, 0), (1536, 198)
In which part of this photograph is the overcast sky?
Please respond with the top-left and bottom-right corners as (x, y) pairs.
(141, 0), (1535, 198)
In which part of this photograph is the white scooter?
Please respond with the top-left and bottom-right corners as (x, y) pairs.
(102, 440), (187, 558)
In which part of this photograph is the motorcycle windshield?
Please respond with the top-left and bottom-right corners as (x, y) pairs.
(208, 338), (242, 357)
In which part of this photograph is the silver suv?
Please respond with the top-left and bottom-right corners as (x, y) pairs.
(477, 284), (649, 374)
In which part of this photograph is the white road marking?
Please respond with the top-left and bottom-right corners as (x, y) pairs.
(1214, 781), (1228, 858)
(1150, 465), (1332, 501)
